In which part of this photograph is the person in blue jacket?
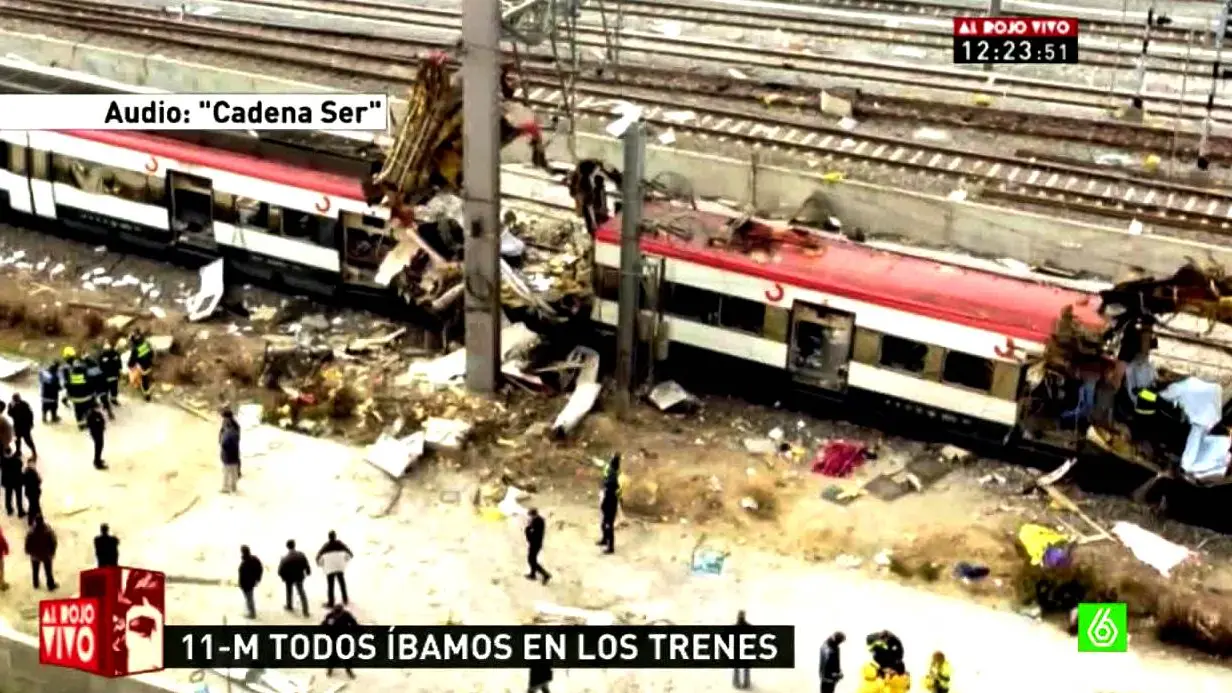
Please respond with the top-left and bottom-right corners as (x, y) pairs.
(38, 361), (61, 424)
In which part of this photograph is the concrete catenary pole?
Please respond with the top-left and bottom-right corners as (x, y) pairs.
(614, 121), (645, 415)
(1198, 2), (1230, 170)
(461, 0), (503, 393)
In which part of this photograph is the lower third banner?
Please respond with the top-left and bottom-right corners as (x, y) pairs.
(164, 625), (795, 669)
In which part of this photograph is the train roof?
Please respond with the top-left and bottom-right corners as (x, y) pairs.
(0, 59), (383, 181)
(595, 206), (1105, 344)
(66, 130), (367, 200)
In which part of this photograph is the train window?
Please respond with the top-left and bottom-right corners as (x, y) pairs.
(596, 266), (619, 302)
(235, 198), (269, 229)
(103, 168), (162, 205)
(763, 306), (789, 343)
(50, 154), (77, 186)
(29, 149), (49, 181)
(942, 350), (994, 392)
(878, 334), (928, 373)
(990, 361), (1021, 401)
(5, 143), (24, 175)
(852, 328), (880, 364)
(147, 174), (166, 201)
(718, 295), (766, 334)
(668, 282), (721, 325)
(282, 209), (339, 247)
(361, 214), (385, 230)
(213, 191), (238, 224)
(267, 206), (284, 235)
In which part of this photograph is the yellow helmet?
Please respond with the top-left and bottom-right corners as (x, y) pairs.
(62, 346), (77, 359)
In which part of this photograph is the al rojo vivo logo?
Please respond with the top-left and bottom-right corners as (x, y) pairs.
(39, 566), (167, 677)
(1077, 602), (1128, 653)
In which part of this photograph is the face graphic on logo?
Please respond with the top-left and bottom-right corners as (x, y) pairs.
(124, 599), (163, 674)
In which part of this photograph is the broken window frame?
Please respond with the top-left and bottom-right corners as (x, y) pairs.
(718, 294), (768, 335)
(49, 153), (163, 204)
(667, 282), (722, 326)
(940, 349), (994, 393)
(878, 334), (929, 374)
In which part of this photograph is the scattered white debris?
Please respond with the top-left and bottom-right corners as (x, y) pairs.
(743, 438), (777, 455)
(939, 445), (973, 462)
(947, 189), (968, 202)
(767, 427), (784, 442)
(913, 127), (950, 142)
(838, 117), (859, 131)
(739, 496), (759, 511)
(647, 380), (697, 412)
(551, 346), (601, 437)
(892, 46), (928, 60)
(149, 306), (167, 320)
(497, 486), (529, 518)
(1111, 521), (1194, 577)
(1128, 219), (1145, 236)
(655, 20), (682, 38)
(726, 67), (748, 80)
(187, 259), (225, 322)
(0, 356), (33, 380)
(662, 110), (695, 124)
(423, 417), (472, 451)
(657, 130), (676, 145)
(365, 432), (425, 478)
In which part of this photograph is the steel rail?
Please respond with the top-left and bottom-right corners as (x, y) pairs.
(5, 2), (1232, 232)
(11, 0), (1232, 127)
(9, 0), (1232, 163)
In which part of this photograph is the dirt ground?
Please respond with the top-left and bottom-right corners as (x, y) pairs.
(2, 225), (1232, 691)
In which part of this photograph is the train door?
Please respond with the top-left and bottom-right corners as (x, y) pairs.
(167, 171), (215, 248)
(787, 301), (855, 392)
(640, 256), (667, 381)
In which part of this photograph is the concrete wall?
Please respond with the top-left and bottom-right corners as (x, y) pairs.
(6, 30), (1232, 279)
(0, 624), (181, 693)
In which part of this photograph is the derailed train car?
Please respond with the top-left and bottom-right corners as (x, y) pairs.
(586, 202), (1232, 531)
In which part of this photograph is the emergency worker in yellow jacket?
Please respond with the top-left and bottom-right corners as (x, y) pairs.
(858, 661), (911, 693)
(127, 331), (155, 402)
(923, 652), (951, 693)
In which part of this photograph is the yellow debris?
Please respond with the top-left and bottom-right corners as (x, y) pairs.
(821, 171), (844, 183)
(1143, 153), (1161, 171)
(1017, 523), (1069, 566)
(972, 94), (994, 106)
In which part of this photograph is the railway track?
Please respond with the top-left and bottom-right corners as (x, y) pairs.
(10, 0), (1232, 127)
(8, 0), (1232, 163)
(523, 82), (1232, 234)
(5, 0), (1232, 235)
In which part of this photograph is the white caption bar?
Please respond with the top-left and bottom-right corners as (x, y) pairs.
(0, 94), (390, 131)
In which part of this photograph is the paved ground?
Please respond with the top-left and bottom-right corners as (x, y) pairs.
(0, 375), (1229, 693)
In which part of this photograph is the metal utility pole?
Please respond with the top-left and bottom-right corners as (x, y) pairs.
(462, 0), (504, 393)
(1132, 4), (1173, 111)
(614, 122), (645, 415)
(1198, 2), (1230, 170)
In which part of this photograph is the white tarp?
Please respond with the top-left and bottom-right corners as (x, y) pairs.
(0, 356), (33, 380)
(186, 259), (225, 322)
(1111, 521), (1194, 577)
(364, 431), (425, 478)
(1160, 378), (1231, 477)
(551, 346), (600, 436)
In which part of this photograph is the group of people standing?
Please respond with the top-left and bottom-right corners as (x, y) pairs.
(803, 629), (952, 693)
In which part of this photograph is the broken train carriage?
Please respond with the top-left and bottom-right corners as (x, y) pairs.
(1018, 262), (1232, 523)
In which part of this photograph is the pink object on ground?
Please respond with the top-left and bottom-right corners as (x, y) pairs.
(811, 440), (868, 477)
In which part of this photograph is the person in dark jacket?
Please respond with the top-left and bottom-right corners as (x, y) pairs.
(99, 342), (123, 407)
(1, 446), (23, 518)
(238, 545), (263, 619)
(86, 402), (107, 470)
(84, 354), (113, 420)
(94, 523), (119, 567)
(9, 394), (35, 461)
(524, 508), (550, 584)
(39, 361), (61, 423)
(21, 459), (41, 525)
(597, 454), (620, 554)
(220, 409), (241, 493)
(321, 604), (359, 679)
(868, 630), (905, 676)
(819, 631), (845, 693)
(278, 539), (311, 617)
(528, 663), (553, 693)
(316, 531), (354, 607)
(128, 331), (155, 402)
(732, 610), (752, 689)
(25, 514), (57, 591)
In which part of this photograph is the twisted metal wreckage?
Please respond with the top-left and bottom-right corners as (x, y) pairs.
(1023, 261), (1232, 499)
